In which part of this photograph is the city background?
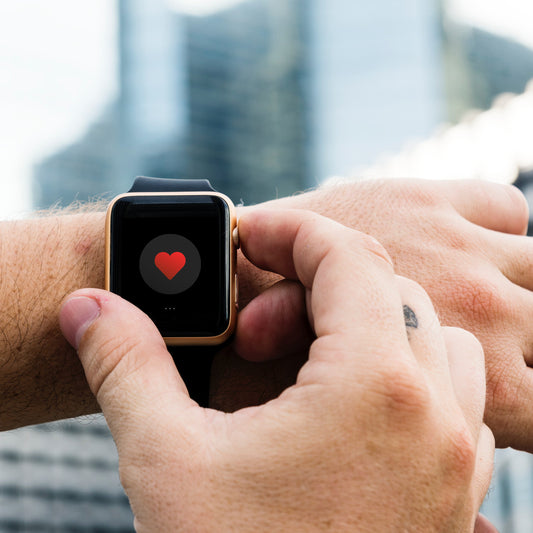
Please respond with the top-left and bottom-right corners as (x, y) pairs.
(0, 0), (533, 531)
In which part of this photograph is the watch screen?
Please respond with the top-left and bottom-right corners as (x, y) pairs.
(109, 194), (232, 338)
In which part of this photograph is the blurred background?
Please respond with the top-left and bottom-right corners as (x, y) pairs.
(0, 0), (532, 531)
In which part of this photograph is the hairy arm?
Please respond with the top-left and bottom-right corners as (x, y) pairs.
(0, 207), (280, 429)
(0, 212), (105, 428)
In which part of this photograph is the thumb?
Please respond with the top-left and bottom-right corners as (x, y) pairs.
(59, 288), (197, 444)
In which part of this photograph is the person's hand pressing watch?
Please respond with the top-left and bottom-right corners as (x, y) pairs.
(60, 209), (494, 532)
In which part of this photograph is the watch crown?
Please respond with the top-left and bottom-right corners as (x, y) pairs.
(232, 227), (240, 249)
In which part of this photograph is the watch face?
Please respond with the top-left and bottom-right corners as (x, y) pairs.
(107, 193), (235, 341)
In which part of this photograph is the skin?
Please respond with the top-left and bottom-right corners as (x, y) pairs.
(0, 212), (103, 427)
(59, 210), (494, 532)
(218, 178), (533, 453)
(0, 178), (529, 456)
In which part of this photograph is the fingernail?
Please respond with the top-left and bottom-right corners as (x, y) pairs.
(60, 296), (101, 349)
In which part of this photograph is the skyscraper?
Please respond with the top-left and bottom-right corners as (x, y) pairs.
(34, 0), (308, 207)
(33, 0), (448, 208)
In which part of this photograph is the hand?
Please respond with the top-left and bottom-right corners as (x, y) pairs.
(234, 179), (532, 452)
(60, 209), (494, 532)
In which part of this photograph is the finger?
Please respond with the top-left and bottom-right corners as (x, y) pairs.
(487, 272), (533, 365)
(239, 210), (411, 379)
(472, 425), (496, 523)
(479, 231), (533, 292)
(399, 286), (494, 508)
(474, 513), (499, 533)
(483, 354), (533, 450)
(444, 327), (486, 440)
(233, 279), (314, 362)
(238, 209), (394, 285)
(395, 276), (449, 383)
(59, 289), (197, 446)
(430, 263), (533, 448)
(425, 253), (533, 367)
(439, 180), (529, 235)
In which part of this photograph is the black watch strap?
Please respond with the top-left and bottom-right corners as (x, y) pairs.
(129, 176), (218, 407)
(167, 345), (215, 408)
(129, 176), (215, 193)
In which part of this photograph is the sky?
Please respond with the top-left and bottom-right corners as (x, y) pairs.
(0, 1), (117, 217)
(0, 0), (532, 217)
(447, 0), (533, 49)
(0, 0), (239, 217)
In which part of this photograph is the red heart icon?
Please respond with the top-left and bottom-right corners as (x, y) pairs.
(154, 252), (186, 280)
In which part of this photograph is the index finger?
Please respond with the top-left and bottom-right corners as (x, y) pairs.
(238, 209), (409, 353)
(438, 179), (529, 235)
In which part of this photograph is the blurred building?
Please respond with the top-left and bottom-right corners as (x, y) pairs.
(33, 0), (308, 207)
(32, 107), (120, 207)
(33, 0), (446, 208)
(442, 16), (533, 121)
(308, 0), (445, 180)
(182, 0), (309, 202)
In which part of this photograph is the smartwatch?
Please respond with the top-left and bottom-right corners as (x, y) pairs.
(105, 176), (238, 406)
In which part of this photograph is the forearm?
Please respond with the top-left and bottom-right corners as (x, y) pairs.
(0, 200), (285, 427)
(0, 205), (285, 427)
(0, 212), (105, 428)
(0, 179), (477, 428)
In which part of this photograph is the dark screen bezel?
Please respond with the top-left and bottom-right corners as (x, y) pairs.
(105, 192), (236, 345)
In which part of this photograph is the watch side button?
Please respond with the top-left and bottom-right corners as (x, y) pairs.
(234, 274), (239, 308)
(232, 227), (240, 248)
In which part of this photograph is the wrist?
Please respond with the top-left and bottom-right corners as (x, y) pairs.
(0, 212), (105, 428)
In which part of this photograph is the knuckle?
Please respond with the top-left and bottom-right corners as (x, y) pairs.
(295, 213), (339, 258)
(444, 326), (484, 354)
(484, 363), (509, 415)
(447, 274), (509, 325)
(444, 422), (477, 480)
(397, 276), (434, 305)
(376, 361), (431, 417)
(441, 225), (475, 254)
(483, 346), (525, 439)
(354, 232), (394, 267)
(328, 229), (393, 270)
(297, 211), (333, 237)
(307, 220), (394, 271)
(390, 179), (444, 209)
(505, 184), (529, 230)
(303, 212), (393, 266)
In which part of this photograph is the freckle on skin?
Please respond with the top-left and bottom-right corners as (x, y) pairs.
(74, 237), (93, 256)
